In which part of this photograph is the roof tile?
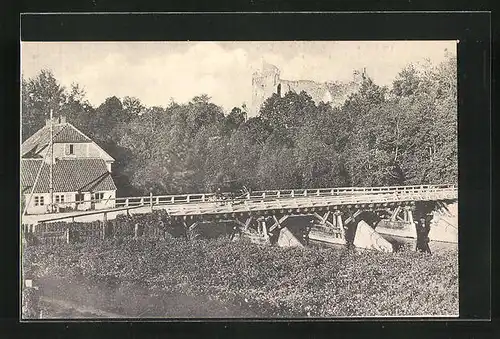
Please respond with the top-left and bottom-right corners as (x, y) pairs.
(21, 158), (117, 194)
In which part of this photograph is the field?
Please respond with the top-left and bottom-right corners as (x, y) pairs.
(22, 235), (459, 318)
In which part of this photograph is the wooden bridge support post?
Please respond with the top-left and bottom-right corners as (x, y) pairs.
(406, 207), (414, 224)
(234, 216), (254, 233)
(102, 212), (108, 240)
(65, 227), (70, 244)
(134, 223), (140, 239)
(323, 211), (331, 228)
(313, 211), (332, 228)
(268, 215), (289, 234)
(188, 222), (200, 240)
(400, 206), (414, 224)
(390, 206), (401, 222)
(405, 206), (417, 242)
(335, 212), (345, 240)
(262, 220), (269, 239)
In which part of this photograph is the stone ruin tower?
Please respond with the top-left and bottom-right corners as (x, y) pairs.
(251, 61), (281, 116)
(352, 67), (367, 83)
(250, 61), (368, 116)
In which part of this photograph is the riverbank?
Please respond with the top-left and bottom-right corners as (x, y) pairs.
(23, 237), (459, 318)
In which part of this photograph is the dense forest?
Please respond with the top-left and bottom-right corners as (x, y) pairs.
(21, 52), (457, 196)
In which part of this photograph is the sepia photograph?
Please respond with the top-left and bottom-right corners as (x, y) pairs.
(20, 40), (458, 319)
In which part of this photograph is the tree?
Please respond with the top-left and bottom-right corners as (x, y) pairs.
(20, 53), (457, 197)
(260, 91), (318, 133)
(59, 83), (94, 135)
(185, 95), (225, 137)
(389, 52), (457, 185)
(21, 69), (66, 140)
(343, 76), (386, 118)
(257, 146), (302, 189)
(122, 96), (144, 122)
(223, 106), (247, 135)
(89, 96), (124, 143)
(239, 117), (272, 147)
(294, 130), (346, 188)
(391, 64), (421, 97)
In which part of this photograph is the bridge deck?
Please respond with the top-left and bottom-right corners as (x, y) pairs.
(27, 184), (456, 210)
(24, 185), (457, 224)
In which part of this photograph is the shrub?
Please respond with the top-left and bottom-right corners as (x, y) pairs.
(23, 237), (458, 317)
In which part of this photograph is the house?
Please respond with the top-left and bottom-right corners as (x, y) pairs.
(21, 116), (117, 214)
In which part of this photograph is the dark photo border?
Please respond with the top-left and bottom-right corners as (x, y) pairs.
(2, 10), (492, 338)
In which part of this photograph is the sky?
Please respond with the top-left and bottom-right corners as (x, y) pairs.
(21, 41), (457, 115)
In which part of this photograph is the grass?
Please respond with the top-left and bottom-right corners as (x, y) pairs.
(22, 236), (459, 318)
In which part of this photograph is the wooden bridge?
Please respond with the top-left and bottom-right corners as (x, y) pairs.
(23, 184), (457, 248)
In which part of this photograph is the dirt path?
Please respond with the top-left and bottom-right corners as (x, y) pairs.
(40, 296), (127, 318)
(37, 275), (260, 318)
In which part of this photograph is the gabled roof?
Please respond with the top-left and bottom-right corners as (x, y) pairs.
(21, 123), (92, 157)
(21, 158), (117, 194)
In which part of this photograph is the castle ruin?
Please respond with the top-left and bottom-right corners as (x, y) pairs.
(251, 61), (367, 116)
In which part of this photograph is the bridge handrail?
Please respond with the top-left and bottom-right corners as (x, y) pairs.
(248, 184), (456, 200)
(162, 190), (458, 216)
(33, 184), (457, 212)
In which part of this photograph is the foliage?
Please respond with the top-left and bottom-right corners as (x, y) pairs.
(23, 236), (458, 317)
(21, 51), (457, 194)
(21, 69), (66, 140)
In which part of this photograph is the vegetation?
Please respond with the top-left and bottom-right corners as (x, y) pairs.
(21, 51), (457, 196)
(21, 51), (458, 318)
(23, 237), (458, 317)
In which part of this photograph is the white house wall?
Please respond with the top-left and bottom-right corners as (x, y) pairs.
(94, 190), (116, 210)
(38, 142), (114, 165)
(23, 190), (116, 215)
(23, 192), (51, 215)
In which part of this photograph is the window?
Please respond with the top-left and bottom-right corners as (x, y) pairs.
(93, 192), (105, 203)
(66, 144), (75, 155)
(75, 193), (85, 204)
(55, 195), (65, 203)
(34, 196), (44, 206)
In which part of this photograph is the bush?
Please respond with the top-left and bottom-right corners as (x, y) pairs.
(23, 211), (191, 246)
(23, 237), (458, 317)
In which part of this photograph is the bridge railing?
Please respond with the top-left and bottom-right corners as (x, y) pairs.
(30, 184), (457, 214)
(114, 193), (213, 208)
(247, 184), (456, 200)
(161, 189), (458, 216)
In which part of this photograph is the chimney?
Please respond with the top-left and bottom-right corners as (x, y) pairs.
(45, 116), (66, 126)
